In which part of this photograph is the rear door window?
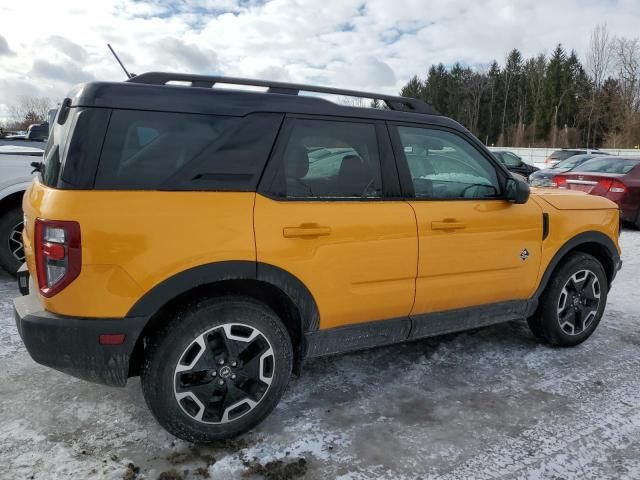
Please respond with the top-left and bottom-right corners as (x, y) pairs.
(263, 118), (384, 199)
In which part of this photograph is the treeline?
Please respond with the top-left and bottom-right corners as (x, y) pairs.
(400, 25), (640, 149)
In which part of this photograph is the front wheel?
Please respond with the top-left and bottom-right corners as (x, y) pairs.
(141, 296), (293, 443)
(527, 252), (608, 347)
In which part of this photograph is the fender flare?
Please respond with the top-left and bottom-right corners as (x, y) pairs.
(526, 231), (620, 315)
(125, 260), (320, 333)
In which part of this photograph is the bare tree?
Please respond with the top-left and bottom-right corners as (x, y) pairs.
(465, 67), (488, 136)
(8, 95), (55, 128)
(613, 37), (640, 146)
(585, 24), (612, 147)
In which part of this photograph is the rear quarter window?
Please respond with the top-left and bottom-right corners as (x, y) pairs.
(95, 110), (283, 191)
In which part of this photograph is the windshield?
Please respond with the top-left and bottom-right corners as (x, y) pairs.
(575, 157), (640, 174)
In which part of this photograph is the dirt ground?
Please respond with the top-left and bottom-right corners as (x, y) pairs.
(1, 231), (639, 480)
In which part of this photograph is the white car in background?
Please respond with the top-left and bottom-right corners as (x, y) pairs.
(0, 144), (43, 274)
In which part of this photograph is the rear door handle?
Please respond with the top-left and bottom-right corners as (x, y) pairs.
(283, 226), (331, 238)
(431, 220), (466, 231)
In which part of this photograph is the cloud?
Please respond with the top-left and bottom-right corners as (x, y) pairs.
(152, 37), (218, 72)
(334, 56), (396, 89)
(0, 34), (15, 56)
(0, 0), (639, 122)
(31, 59), (95, 84)
(48, 36), (89, 63)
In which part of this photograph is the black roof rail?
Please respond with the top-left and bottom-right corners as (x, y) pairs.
(127, 72), (439, 115)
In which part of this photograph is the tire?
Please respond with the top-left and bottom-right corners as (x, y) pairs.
(527, 252), (608, 347)
(0, 206), (24, 276)
(141, 296), (293, 443)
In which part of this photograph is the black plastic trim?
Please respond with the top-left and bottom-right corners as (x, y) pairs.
(305, 317), (411, 357)
(127, 72), (439, 114)
(14, 293), (147, 387)
(126, 260), (256, 317)
(304, 300), (527, 359)
(542, 213), (550, 240)
(126, 260), (319, 333)
(409, 300), (527, 339)
(524, 231), (621, 317)
(256, 263), (320, 333)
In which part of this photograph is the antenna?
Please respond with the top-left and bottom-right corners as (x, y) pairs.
(107, 43), (134, 79)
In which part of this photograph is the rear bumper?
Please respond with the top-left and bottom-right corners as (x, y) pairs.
(14, 292), (147, 387)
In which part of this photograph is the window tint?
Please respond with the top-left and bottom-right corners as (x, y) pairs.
(96, 110), (235, 189)
(397, 126), (500, 200)
(267, 119), (383, 199)
(95, 111), (282, 190)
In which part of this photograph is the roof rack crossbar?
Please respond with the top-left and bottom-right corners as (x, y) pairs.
(127, 72), (438, 114)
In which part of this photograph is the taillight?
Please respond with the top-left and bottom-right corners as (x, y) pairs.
(34, 219), (81, 297)
(608, 180), (626, 194)
(553, 176), (568, 188)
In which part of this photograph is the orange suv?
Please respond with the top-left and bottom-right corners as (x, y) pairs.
(14, 73), (622, 442)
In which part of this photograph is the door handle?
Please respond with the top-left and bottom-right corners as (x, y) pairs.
(431, 220), (466, 231)
(283, 225), (331, 238)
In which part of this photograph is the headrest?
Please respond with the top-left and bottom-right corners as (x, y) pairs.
(338, 155), (365, 177)
(285, 144), (309, 179)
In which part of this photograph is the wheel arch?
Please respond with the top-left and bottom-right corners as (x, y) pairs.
(0, 189), (26, 214)
(127, 261), (319, 377)
(528, 231), (620, 315)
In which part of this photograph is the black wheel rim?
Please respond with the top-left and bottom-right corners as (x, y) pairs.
(557, 269), (601, 336)
(173, 323), (275, 424)
(8, 221), (24, 262)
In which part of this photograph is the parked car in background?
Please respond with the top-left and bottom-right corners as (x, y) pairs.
(543, 149), (608, 167)
(0, 145), (43, 274)
(554, 156), (640, 228)
(492, 150), (539, 178)
(25, 122), (49, 141)
(530, 154), (600, 187)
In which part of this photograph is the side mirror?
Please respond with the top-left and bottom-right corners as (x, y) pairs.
(505, 177), (530, 204)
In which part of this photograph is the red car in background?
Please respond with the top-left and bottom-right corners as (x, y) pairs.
(554, 156), (640, 228)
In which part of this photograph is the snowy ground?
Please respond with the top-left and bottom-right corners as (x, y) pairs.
(1, 231), (639, 480)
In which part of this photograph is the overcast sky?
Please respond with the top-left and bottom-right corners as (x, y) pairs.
(0, 0), (638, 121)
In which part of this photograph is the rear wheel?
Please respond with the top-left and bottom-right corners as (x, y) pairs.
(0, 206), (24, 276)
(527, 252), (608, 347)
(141, 296), (292, 443)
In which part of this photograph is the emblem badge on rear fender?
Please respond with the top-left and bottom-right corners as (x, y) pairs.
(520, 249), (530, 261)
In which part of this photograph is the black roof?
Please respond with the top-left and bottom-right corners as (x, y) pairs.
(66, 71), (466, 132)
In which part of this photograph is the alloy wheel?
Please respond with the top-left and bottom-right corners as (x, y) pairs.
(8, 221), (24, 262)
(557, 269), (601, 336)
(174, 323), (275, 424)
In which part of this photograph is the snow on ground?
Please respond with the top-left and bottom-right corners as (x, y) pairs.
(1, 231), (640, 479)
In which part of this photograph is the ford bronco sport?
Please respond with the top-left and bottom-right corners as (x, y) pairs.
(14, 73), (622, 443)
